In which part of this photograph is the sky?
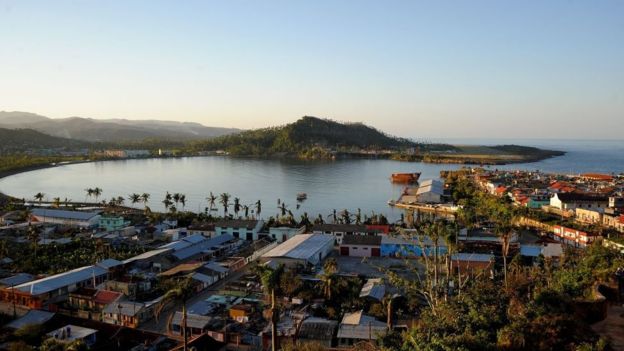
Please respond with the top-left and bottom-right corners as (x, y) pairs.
(0, 1), (623, 140)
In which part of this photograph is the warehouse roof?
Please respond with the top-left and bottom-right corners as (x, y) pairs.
(262, 234), (334, 261)
(172, 234), (235, 261)
(31, 208), (100, 221)
(14, 265), (108, 295)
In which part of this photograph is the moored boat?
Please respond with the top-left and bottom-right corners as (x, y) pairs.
(296, 193), (307, 201)
(391, 172), (421, 183)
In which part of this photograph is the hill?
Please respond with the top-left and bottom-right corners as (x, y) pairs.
(0, 128), (88, 154)
(0, 111), (240, 142)
(189, 116), (422, 157)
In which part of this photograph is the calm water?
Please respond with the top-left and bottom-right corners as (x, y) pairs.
(1, 139), (623, 221)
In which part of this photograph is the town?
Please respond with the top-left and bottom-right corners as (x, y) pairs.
(0, 168), (622, 350)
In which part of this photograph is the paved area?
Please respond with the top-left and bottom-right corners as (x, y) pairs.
(336, 255), (423, 279)
(592, 304), (624, 350)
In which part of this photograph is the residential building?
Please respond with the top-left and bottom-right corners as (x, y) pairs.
(47, 325), (98, 347)
(98, 216), (130, 232)
(337, 311), (387, 347)
(415, 179), (445, 203)
(311, 224), (384, 245)
(297, 317), (338, 348)
(552, 225), (600, 247)
(450, 253), (494, 274)
(214, 220), (264, 241)
(575, 208), (603, 224)
(268, 226), (306, 242)
(550, 193), (609, 213)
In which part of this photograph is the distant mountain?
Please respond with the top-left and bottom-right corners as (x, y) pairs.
(190, 116), (420, 157)
(0, 111), (240, 142)
(0, 128), (88, 153)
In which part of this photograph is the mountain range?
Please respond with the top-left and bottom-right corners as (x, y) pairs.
(0, 111), (240, 142)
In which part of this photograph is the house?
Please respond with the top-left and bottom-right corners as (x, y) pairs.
(2, 264), (109, 309)
(297, 317), (338, 348)
(339, 235), (382, 257)
(550, 193), (609, 213)
(311, 224), (384, 245)
(214, 219), (264, 241)
(170, 312), (219, 338)
(576, 208), (603, 224)
(520, 240), (564, 259)
(609, 197), (624, 209)
(359, 278), (385, 301)
(268, 226), (306, 243)
(47, 325), (98, 347)
(167, 234), (238, 263)
(67, 288), (122, 320)
(552, 225), (600, 247)
(187, 222), (216, 237)
(5, 310), (55, 330)
(31, 208), (101, 228)
(229, 304), (254, 322)
(337, 311), (387, 347)
(581, 173), (614, 182)
(261, 234), (334, 268)
(98, 216), (131, 232)
(415, 179), (445, 203)
(603, 213), (624, 233)
(102, 299), (155, 328)
(450, 253), (494, 274)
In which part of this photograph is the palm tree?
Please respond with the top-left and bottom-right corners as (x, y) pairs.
(116, 196), (125, 207)
(163, 192), (173, 210)
(140, 193), (151, 208)
(34, 192), (45, 205)
(173, 193), (181, 207)
(207, 192), (217, 212)
(179, 194), (186, 211)
(340, 209), (352, 224)
(278, 202), (288, 217)
(318, 258), (338, 300)
(256, 264), (284, 351)
(219, 193), (231, 217)
(255, 200), (262, 218)
(299, 212), (311, 227)
(355, 208), (362, 225)
(129, 193), (141, 207)
(84, 188), (93, 203)
(92, 187), (102, 202)
(52, 197), (61, 208)
(27, 225), (40, 257)
(243, 205), (250, 219)
(233, 197), (241, 218)
(495, 209), (514, 289)
(155, 277), (195, 351)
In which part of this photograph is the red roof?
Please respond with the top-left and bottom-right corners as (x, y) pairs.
(495, 186), (508, 195)
(581, 173), (613, 182)
(94, 290), (122, 305)
(619, 215), (624, 224)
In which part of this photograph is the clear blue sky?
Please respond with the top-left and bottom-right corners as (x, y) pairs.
(1, 0), (622, 139)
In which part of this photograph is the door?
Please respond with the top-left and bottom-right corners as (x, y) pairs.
(371, 248), (381, 257)
(340, 246), (350, 256)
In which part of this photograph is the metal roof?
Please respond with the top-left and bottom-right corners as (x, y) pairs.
(13, 265), (108, 295)
(451, 253), (494, 262)
(359, 278), (385, 301)
(96, 258), (123, 269)
(0, 273), (35, 287)
(31, 208), (100, 221)
(6, 310), (55, 329)
(122, 248), (172, 264)
(203, 261), (229, 274)
(172, 234), (235, 261)
(171, 311), (215, 329)
(191, 272), (215, 284)
(416, 179), (444, 196)
(102, 300), (145, 316)
(337, 311), (387, 340)
(262, 234), (334, 262)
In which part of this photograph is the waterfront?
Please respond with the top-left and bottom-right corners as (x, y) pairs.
(0, 139), (622, 220)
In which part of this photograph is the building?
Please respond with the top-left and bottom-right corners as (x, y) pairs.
(67, 288), (122, 320)
(261, 234), (334, 267)
(415, 179), (445, 204)
(311, 224), (384, 245)
(603, 213), (624, 233)
(98, 216), (131, 232)
(339, 235), (382, 257)
(47, 325), (98, 347)
(3, 264), (110, 309)
(550, 193), (609, 213)
(31, 208), (101, 228)
(0, 273), (35, 289)
(359, 278), (385, 301)
(214, 220), (264, 241)
(268, 226), (306, 243)
(337, 311), (387, 347)
(297, 317), (338, 348)
(102, 299), (156, 328)
(450, 253), (494, 274)
(552, 225), (600, 247)
(380, 234), (448, 258)
(576, 208), (603, 224)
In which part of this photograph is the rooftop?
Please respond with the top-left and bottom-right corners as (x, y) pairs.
(6, 310), (55, 329)
(31, 208), (100, 221)
(262, 234), (334, 261)
(342, 235), (382, 246)
(0, 273), (35, 287)
(47, 324), (98, 343)
(298, 317), (338, 341)
(214, 219), (261, 230)
(14, 265), (108, 295)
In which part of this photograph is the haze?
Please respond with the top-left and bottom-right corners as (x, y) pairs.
(1, 0), (623, 139)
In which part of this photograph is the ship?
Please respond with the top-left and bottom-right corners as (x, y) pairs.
(390, 172), (421, 183)
(296, 193), (307, 201)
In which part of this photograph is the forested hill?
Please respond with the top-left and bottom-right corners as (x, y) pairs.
(189, 116), (419, 156)
(0, 128), (88, 154)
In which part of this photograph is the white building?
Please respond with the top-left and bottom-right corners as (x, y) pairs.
(415, 179), (445, 204)
(31, 209), (101, 228)
(214, 220), (264, 241)
(268, 226), (306, 243)
(261, 234), (334, 267)
(550, 193), (609, 213)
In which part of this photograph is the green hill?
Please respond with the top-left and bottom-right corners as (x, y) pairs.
(190, 116), (420, 157)
(0, 128), (88, 154)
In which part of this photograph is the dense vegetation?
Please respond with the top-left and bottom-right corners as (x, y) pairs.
(189, 116), (420, 157)
(0, 128), (88, 154)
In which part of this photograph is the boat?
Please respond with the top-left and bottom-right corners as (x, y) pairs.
(387, 199), (396, 206)
(391, 172), (421, 183)
(296, 193), (307, 201)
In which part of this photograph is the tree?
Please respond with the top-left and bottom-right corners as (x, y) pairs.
(179, 194), (186, 211)
(278, 202), (288, 217)
(52, 197), (61, 208)
(255, 200), (262, 218)
(92, 187), (102, 202)
(27, 225), (40, 257)
(256, 264), (284, 351)
(219, 193), (231, 217)
(318, 258), (338, 300)
(140, 193), (150, 208)
(129, 193), (141, 206)
(495, 208), (514, 289)
(233, 197), (241, 218)
(155, 277), (195, 351)
(34, 192), (45, 205)
(207, 192), (217, 212)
